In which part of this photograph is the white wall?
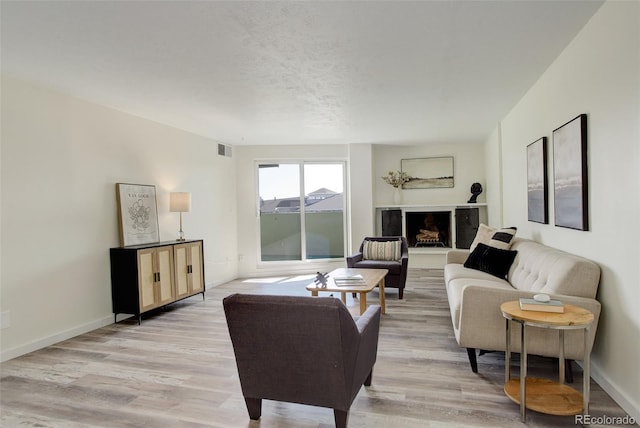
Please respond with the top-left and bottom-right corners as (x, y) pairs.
(347, 143), (375, 253)
(373, 143), (486, 206)
(483, 125), (503, 227)
(0, 76), (238, 361)
(492, 1), (639, 418)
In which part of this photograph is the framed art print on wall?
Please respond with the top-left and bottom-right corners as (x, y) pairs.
(401, 156), (454, 189)
(526, 137), (548, 224)
(552, 114), (588, 231)
(116, 183), (160, 246)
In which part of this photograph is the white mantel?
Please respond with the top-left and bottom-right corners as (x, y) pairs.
(375, 203), (488, 210)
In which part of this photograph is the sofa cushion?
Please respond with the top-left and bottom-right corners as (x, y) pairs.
(464, 243), (518, 279)
(444, 262), (507, 284)
(363, 239), (401, 261)
(446, 277), (513, 329)
(508, 239), (600, 297)
(351, 259), (401, 275)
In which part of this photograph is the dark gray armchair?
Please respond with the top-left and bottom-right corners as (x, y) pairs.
(223, 294), (381, 428)
(347, 236), (409, 299)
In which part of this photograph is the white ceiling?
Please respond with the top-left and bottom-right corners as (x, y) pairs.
(1, 1), (603, 146)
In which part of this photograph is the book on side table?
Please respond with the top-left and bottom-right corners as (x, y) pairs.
(519, 297), (565, 313)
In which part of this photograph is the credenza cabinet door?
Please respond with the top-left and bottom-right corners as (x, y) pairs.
(188, 241), (205, 294)
(137, 249), (157, 312)
(175, 241), (204, 299)
(174, 244), (190, 299)
(156, 245), (175, 306)
(137, 246), (175, 312)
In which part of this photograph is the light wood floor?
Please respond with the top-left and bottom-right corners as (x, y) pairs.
(1, 270), (632, 427)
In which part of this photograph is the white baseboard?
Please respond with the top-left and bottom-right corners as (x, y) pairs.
(0, 315), (113, 363)
(587, 360), (640, 421)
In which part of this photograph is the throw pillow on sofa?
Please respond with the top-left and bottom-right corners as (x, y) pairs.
(363, 240), (401, 261)
(469, 224), (495, 251)
(463, 242), (518, 279)
(469, 224), (517, 251)
(488, 227), (517, 250)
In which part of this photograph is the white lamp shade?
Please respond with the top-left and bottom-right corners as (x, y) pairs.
(170, 192), (191, 212)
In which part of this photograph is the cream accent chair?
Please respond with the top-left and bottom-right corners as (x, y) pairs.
(444, 237), (601, 374)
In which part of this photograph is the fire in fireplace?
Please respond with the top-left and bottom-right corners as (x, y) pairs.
(405, 211), (451, 248)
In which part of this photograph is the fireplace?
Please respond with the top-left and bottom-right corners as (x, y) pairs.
(405, 211), (452, 248)
(378, 205), (483, 250)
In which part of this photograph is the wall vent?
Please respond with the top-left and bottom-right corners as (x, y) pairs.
(218, 143), (232, 158)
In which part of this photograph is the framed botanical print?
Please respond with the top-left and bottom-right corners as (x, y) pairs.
(116, 183), (160, 246)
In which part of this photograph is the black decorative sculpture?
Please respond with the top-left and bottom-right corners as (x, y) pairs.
(467, 182), (483, 203)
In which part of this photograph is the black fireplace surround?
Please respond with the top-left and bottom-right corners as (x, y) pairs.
(380, 208), (479, 250)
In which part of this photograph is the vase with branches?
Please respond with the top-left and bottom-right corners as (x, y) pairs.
(382, 170), (411, 204)
(382, 170), (411, 188)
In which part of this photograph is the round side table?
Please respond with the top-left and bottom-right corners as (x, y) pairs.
(500, 300), (594, 422)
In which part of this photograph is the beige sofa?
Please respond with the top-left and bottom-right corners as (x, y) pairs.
(445, 237), (601, 373)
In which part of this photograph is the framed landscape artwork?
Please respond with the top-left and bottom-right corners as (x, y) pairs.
(526, 137), (548, 224)
(401, 157), (454, 189)
(552, 114), (588, 231)
(116, 183), (160, 246)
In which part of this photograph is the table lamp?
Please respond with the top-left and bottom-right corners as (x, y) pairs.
(169, 192), (191, 241)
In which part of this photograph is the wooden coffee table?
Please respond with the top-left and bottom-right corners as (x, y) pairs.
(306, 268), (387, 315)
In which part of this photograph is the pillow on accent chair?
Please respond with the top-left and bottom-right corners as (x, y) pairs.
(464, 243), (518, 279)
(363, 239), (401, 261)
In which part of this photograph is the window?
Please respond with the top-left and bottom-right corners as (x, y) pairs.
(258, 162), (346, 262)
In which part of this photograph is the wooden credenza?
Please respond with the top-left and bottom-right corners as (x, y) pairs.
(110, 240), (205, 323)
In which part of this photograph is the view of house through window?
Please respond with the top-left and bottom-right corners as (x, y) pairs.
(258, 162), (345, 262)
